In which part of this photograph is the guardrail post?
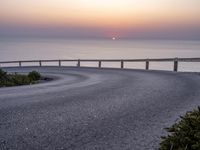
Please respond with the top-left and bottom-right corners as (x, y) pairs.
(77, 59), (80, 67)
(98, 61), (101, 68)
(146, 59), (149, 70)
(59, 60), (61, 67)
(19, 61), (22, 67)
(39, 60), (42, 67)
(174, 58), (178, 72)
(121, 60), (124, 69)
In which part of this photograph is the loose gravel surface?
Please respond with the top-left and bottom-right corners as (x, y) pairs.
(0, 67), (200, 150)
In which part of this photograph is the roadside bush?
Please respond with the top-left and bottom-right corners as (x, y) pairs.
(0, 69), (41, 87)
(10, 74), (31, 85)
(0, 69), (7, 78)
(160, 107), (200, 150)
(0, 69), (8, 86)
(28, 71), (41, 81)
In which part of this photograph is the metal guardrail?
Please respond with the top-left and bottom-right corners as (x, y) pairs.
(1, 58), (200, 71)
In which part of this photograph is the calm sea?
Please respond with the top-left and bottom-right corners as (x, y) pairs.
(0, 38), (200, 72)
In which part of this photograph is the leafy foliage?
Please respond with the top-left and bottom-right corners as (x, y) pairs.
(0, 69), (7, 77)
(28, 71), (41, 81)
(160, 107), (200, 150)
(0, 69), (41, 87)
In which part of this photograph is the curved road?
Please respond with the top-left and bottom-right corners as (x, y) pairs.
(1, 67), (200, 150)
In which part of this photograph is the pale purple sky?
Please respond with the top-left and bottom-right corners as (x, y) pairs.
(0, 0), (200, 39)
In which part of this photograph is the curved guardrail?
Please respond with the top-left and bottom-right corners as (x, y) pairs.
(1, 57), (200, 71)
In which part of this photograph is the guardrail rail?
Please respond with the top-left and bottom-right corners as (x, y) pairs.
(1, 57), (200, 72)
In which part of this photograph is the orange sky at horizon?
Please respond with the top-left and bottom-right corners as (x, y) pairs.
(1, 0), (200, 29)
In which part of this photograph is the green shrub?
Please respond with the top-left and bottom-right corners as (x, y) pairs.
(160, 107), (200, 150)
(10, 74), (31, 85)
(28, 71), (41, 81)
(0, 69), (7, 78)
(0, 69), (41, 87)
(0, 69), (8, 86)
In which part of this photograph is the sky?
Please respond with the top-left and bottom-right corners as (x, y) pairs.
(0, 0), (200, 39)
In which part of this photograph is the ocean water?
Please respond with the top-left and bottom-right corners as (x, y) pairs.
(0, 38), (200, 72)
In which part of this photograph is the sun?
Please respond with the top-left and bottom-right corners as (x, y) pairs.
(112, 37), (116, 40)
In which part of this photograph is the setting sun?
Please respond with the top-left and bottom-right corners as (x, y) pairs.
(112, 37), (116, 40)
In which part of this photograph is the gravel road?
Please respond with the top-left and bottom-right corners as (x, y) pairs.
(0, 66), (200, 150)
